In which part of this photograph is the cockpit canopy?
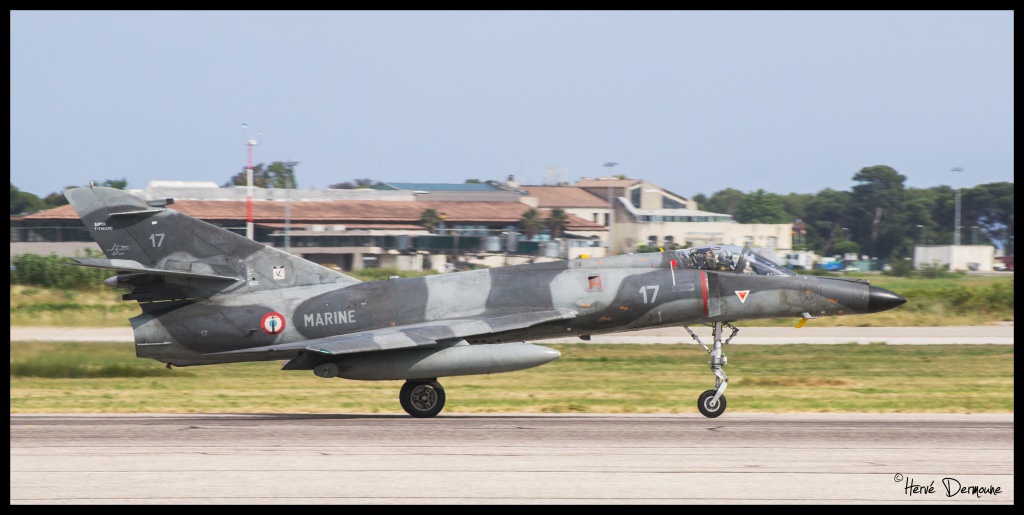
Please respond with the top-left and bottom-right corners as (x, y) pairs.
(674, 245), (795, 276)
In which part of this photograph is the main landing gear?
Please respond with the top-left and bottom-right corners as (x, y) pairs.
(684, 321), (738, 418)
(400, 379), (446, 418)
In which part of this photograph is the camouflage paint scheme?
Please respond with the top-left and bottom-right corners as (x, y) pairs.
(64, 186), (906, 417)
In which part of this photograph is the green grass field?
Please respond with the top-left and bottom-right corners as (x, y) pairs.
(10, 341), (1013, 415)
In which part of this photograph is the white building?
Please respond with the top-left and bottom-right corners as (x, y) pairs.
(914, 245), (996, 272)
(571, 177), (793, 255)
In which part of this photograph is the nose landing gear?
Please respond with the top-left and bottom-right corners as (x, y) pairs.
(684, 321), (737, 418)
(698, 389), (726, 418)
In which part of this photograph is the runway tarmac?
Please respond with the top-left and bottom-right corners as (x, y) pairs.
(10, 413), (1013, 504)
(9, 324), (1015, 345)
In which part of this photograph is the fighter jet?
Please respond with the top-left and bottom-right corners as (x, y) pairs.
(64, 186), (906, 418)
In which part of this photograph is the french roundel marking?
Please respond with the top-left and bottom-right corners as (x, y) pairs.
(261, 311), (286, 335)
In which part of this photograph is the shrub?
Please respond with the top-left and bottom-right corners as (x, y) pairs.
(10, 252), (109, 290)
(885, 258), (912, 277)
(915, 261), (953, 279)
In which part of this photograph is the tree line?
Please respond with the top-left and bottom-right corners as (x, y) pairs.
(692, 166), (1013, 258)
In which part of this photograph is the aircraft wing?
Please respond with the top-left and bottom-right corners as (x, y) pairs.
(210, 308), (578, 357)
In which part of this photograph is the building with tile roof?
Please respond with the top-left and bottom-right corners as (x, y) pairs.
(520, 185), (612, 228)
(12, 175), (796, 268)
(373, 181), (530, 203)
(522, 177), (792, 254)
(11, 187), (607, 272)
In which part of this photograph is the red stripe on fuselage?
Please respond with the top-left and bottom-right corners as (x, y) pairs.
(701, 271), (708, 317)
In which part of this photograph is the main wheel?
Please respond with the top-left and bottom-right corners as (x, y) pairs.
(399, 380), (446, 418)
(697, 389), (726, 418)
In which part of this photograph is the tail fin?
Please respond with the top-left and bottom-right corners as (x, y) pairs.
(64, 186), (359, 300)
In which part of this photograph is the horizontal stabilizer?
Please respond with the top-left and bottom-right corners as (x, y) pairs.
(69, 257), (240, 282)
(210, 308), (578, 357)
(107, 207), (165, 217)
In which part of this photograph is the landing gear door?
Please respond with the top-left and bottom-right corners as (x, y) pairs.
(704, 271), (721, 318)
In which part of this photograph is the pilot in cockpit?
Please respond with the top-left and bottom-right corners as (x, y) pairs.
(689, 249), (707, 270)
(683, 247), (737, 271)
(715, 249), (735, 271)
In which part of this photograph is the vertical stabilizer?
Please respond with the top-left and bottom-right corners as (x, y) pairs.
(63, 186), (360, 292)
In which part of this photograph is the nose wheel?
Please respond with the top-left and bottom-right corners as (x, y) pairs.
(698, 389), (727, 418)
(684, 322), (737, 418)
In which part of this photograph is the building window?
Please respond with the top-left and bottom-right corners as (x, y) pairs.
(662, 197), (686, 209)
(743, 236), (754, 248)
(630, 187), (641, 208)
(767, 236), (777, 248)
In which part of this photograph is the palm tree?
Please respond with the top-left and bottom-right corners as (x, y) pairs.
(420, 208), (442, 233)
(544, 208), (569, 239)
(520, 208), (543, 240)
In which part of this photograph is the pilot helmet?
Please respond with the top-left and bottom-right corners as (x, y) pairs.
(717, 249), (733, 269)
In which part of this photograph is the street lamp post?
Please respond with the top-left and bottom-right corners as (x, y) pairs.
(842, 227), (850, 241)
(952, 167), (963, 246)
(603, 161), (618, 221)
(916, 224), (925, 246)
(972, 226), (979, 245)
(603, 162), (618, 253)
(241, 123), (261, 241)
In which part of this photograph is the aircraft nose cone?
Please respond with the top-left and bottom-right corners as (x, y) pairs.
(867, 286), (907, 313)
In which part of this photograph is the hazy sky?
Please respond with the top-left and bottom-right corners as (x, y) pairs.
(10, 10), (1014, 199)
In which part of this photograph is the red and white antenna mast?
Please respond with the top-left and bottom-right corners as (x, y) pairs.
(242, 124), (260, 240)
